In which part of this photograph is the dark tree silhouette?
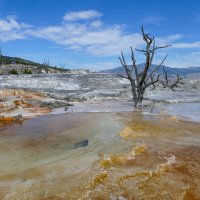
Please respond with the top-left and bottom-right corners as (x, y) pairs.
(160, 66), (182, 89)
(118, 27), (170, 107)
(43, 58), (50, 73)
(0, 48), (3, 67)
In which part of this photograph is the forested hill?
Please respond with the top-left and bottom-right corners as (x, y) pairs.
(0, 55), (70, 75)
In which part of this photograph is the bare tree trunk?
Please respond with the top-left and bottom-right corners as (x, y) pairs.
(0, 48), (2, 68)
(130, 79), (137, 107)
(137, 88), (144, 103)
(150, 74), (156, 89)
(117, 27), (170, 108)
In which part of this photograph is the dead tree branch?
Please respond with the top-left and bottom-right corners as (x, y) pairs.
(118, 26), (170, 107)
(43, 58), (50, 73)
(170, 74), (181, 89)
(160, 66), (182, 89)
(160, 66), (169, 87)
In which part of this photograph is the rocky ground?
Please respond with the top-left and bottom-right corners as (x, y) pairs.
(0, 73), (131, 102)
(0, 89), (71, 122)
(0, 73), (200, 120)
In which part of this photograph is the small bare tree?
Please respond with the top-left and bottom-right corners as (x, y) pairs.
(160, 66), (182, 89)
(43, 58), (50, 73)
(0, 48), (3, 67)
(170, 74), (181, 89)
(59, 62), (66, 72)
(118, 27), (170, 107)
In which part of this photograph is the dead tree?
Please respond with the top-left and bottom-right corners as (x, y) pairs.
(118, 27), (170, 107)
(150, 73), (156, 90)
(43, 58), (50, 73)
(59, 62), (66, 72)
(161, 66), (169, 87)
(160, 66), (182, 89)
(0, 48), (2, 67)
(170, 74), (181, 89)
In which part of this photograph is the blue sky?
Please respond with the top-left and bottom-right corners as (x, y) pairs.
(0, 0), (200, 70)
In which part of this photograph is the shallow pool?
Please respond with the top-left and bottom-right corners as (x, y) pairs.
(165, 103), (200, 122)
(0, 111), (200, 199)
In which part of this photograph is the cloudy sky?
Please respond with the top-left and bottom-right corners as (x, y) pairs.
(0, 0), (200, 70)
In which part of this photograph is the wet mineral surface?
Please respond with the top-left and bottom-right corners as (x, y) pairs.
(0, 111), (200, 199)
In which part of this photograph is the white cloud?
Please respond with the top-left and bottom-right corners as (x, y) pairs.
(154, 34), (200, 50)
(0, 16), (20, 31)
(90, 20), (103, 28)
(0, 16), (30, 41)
(2, 12), (197, 58)
(1, 10), (200, 70)
(156, 34), (183, 46)
(165, 52), (200, 68)
(142, 16), (164, 25)
(63, 10), (102, 21)
(172, 41), (200, 48)
(28, 21), (144, 56)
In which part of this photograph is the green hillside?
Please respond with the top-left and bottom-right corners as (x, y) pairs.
(0, 55), (70, 72)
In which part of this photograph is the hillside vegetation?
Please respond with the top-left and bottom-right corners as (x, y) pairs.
(0, 55), (70, 75)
